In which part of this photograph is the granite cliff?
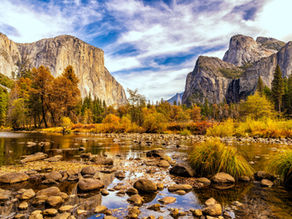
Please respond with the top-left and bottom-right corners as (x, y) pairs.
(183, 34), (291, 105)
(0, 33), (127, 106)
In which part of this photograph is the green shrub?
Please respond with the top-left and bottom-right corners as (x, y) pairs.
(267, 150), (292, 188)
(189, 138), (254, 179)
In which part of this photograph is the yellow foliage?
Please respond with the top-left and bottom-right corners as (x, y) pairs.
(206, 118), (234, 137)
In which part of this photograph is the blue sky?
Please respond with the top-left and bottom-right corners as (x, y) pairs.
(1, 0), (292, 101)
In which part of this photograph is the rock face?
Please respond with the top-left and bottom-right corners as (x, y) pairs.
(182, 34), (291, 105)
(167, 92), (183, 105)
(223, 35), (284, 66)
(0, 33), (127, 106)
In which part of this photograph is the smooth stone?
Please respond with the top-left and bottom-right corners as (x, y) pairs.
(20, 152), (48, 163)
(127, 194), (144, 206)
(205, 198), (217, 206)
(158, 160), (170, 168)
(81, 166), (97, 175)
(94, 205), (107, 213)
(147, 203), (161, 211)
(101, 189), (109, 196)
(43, 208), (58, 216)
(47, 196), (63, 206)
(126, 187), (138, 195)
(133, 179), (157, 193)
(18, 201), (28, 210)
(175, 190), (186, 195)
(59, 205), (74, 212)
(45, 171), (63, 182)
(261, 179), (273, 187)
(203, 203), (222, 216)
(78, 178), (104, 191)
(0, 172), (29, 184)
(169, 164), (194, 177)
(211, 172), (235, 184)
(190, 209), (202, 217)
(18, 188), (35, 200)
(168, 184), (192, 192)
(158, 196), (176, 204)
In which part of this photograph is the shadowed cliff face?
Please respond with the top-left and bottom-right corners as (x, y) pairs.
(183, 34), (291, 105)
(0, 33), (127, 106)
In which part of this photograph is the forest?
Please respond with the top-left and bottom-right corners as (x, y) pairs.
(0, 64), (291, 138)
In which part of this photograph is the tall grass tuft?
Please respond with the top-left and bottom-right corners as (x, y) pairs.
(267, 150), (292, 188)
(206, 118), (234, 137)
(189, 138), (254, 180)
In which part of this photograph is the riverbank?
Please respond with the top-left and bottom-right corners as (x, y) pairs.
(0, 132), (291, 218)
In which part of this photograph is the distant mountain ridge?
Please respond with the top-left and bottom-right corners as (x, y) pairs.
(0, 33), (127, 106)
(182, 34), (291, 105)
(167, 92), (183, 105)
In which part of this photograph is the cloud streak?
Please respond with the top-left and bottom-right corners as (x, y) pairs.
(1, 0), (292, 101)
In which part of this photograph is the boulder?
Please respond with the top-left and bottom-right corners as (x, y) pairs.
(18, 201), (28, 210)
(81, 166), (97, 176)
(127, 194), (144, 206)
(95, 205), (107, 213)
(0, 172), (29, 184)
(20, 152), (48, 163)
(45, 171), (63, 182)
(205, 198), (217, 206)
(133, 179), (157, 193)
(211, 172), (235, 184)
(169, 164), (194, 177)
(36, 187), (61, 198)
(168, 184), (192, 192)
(78, 178), (104, 191)
(203, 203), (222, 216)
(18, 188), (35, 200)
(47, 196), (63, 206)
(158, 196), (176, 204)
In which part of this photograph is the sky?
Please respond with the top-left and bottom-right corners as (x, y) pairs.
(1, 0), (292, 101)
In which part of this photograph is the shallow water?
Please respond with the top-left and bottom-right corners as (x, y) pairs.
(0, 131), (291, 218)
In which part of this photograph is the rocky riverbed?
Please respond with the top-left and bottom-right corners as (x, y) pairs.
(0, 132), (291, 219)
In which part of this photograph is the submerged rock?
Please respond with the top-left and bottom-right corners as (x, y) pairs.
(169, 164), (194, 177)
(127, 194), (144, 206)
(133, 179), (157, 193)
(0, 172), (29, 184)
(20, 152), (48, 163)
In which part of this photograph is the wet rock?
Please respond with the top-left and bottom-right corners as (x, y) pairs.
(169, 164), (194, 177)
(127, 206), (141, 218)
(133, 179), (157, 193)
(43, 208), (58, 216)
(127, 194), (144, 206)
(175, 190), (186, 195)
(147, 203), (161, 211)
(0, 188), (12, 201)
(211, 172), (235, 184)
(18, 201), (28, 210)
(21, 152), (48, 163)
(196, 177), (211, 186)
(126, 187), (138, 196)
(45, 155), (63, 162)
(29, 210), (43, 219)
(59, 205), (74, 212)
(0, 172), (29, 184)
(156, 183), (164, 190)
(168, 184), (192, 192)
(36, 186), (61, 198)
(158, 160), (170, 168)
(205, 198), (217, 206)
(45, 171), (63, 182)
(239, 176), (251, 182)
(78, 178), (104, 191)
(94, 205), (107, 213)
(261, 179), (273, 187)
(203, 203), (222, 216)
(81, 166), (97, 176)
(101, 189), (109, 196)
(47, 196), (63, 207)
(254, 171), (275, 181)
(158, 196), (176, 204)
(115, 171), (126, 179)
(190, 209), (202, 217)
(18, 188), (35, 200)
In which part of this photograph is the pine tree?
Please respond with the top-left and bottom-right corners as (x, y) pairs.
(256, 76), (264, 96)
(271, 65), (284, 113)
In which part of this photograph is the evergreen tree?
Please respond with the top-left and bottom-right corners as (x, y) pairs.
(271, 65), (284, 113)
(257, 76), (264, 96)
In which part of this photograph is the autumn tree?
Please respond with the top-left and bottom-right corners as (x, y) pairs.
(31, 66), (54, 128)
(190, 105), (201, 121)
(240, 92), (275, 120)
(0, 88), (8, 126)
(271, 65), (284, 113)
(257, 76), (264, 96)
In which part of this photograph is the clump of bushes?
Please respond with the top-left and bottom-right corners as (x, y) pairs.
(189, 138), (254, 180)
(180, 128), (191, 136)
(267, 150), (292, 189)
(206, 118), (234, 137)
